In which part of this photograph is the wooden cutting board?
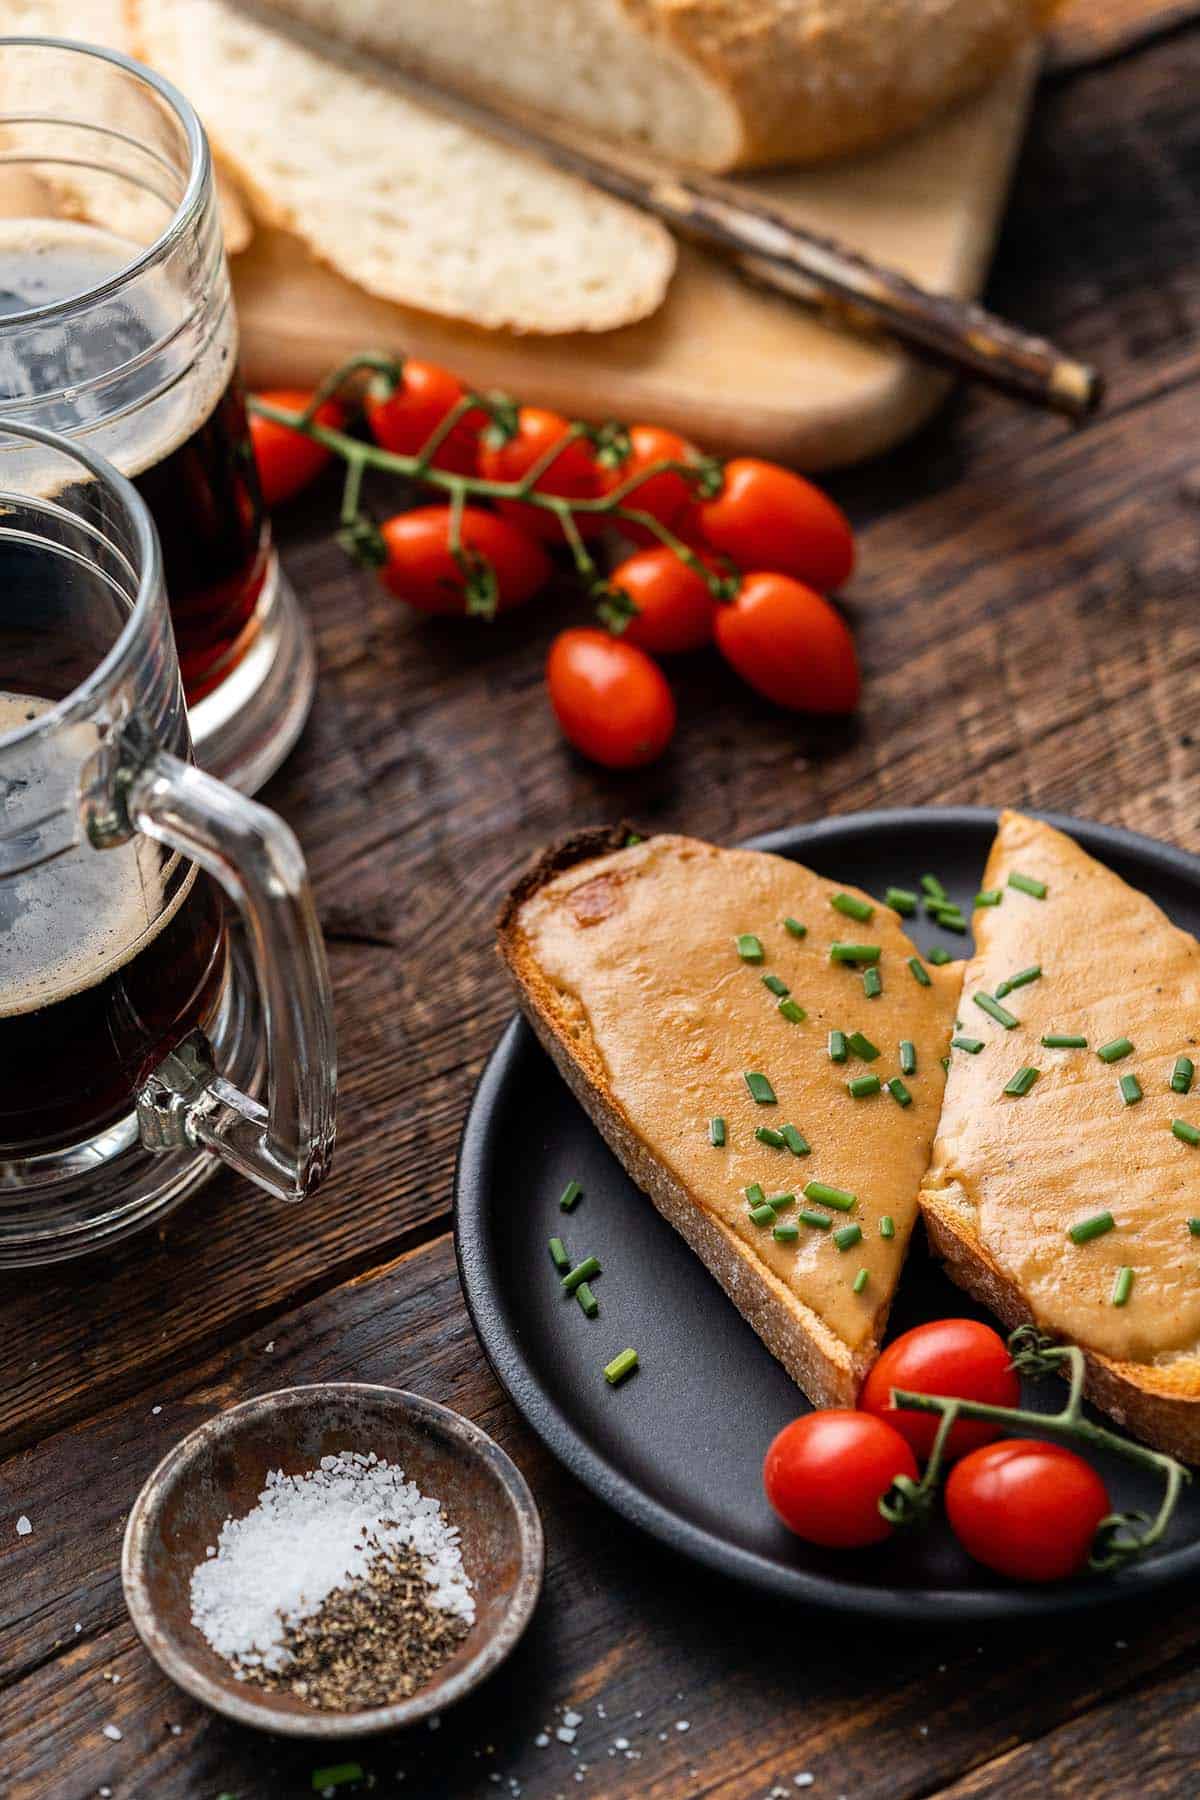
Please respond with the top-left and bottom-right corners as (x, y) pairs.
(234, 48), (1037, 470)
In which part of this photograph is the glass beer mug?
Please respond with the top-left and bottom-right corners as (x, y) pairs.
(0, 34), (315, 793)
(0, 418), (336, 1265)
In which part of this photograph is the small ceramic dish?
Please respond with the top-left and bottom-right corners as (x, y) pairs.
(122, 1383), (544, 1738)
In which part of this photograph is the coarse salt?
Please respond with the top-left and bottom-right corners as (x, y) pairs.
(15, 1515), (31, 1537)
(101, 1725), (122, 1742)
(189, 1452), (473, 1672)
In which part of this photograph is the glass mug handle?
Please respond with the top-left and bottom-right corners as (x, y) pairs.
(85, 739), (336, 1202)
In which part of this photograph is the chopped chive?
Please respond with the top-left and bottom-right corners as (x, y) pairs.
(1171, 1056), (1195, 1095)
(783, 917), (807, 938)
(781, 1124), (811, 1157)
(828, 1029), (849, 1063)
(1003, 1066), (1040, 1097)
(996, 966), (1042, 999)
(1111, 1266), (1134, 1308)
(1189, 1219), (1200, 1236)
(575, 1281), (599, 1319)
(772, 1222), (800, 1244)
(846, 1031), (880, 1062)
(831, 891), (875, 923)
(762, 973), (790, 997)
(848, 1074), (881, 1099)
(899, 1040), (917, 1076)
(941, 1055), (951, 1072)
(736, 933), (765, 963)
(830, 942), (882, 965)
(863, 966), (883, 999)
(887, 1077), (913, 1108)
(778, 998), (807, 1024)
(603, 1348), (638, 1386)
(799, 1208), (832, 1230)
(768, 1192), (796, 1210)
(562, 1255), (601, 1293)
(886, 887), (918, 916)
(1119, 1073), (1143, 1107)
(549, 1237), (570, 1272)
(852, 1267), (870, 1295)
(756, 1125), (785, 1148)
(1042, 1033), (1088, 1049)
(1008, 871), (1048, 899)
(312, 1767), (365, 1794)
(1097, 1037), (1134, 1064)
(929, 946), (952, 966)
(921, 874), (948, 901)
(624, 833), (643, 846)
(749, 1202), (777, 1226)
(974, 992), (1019, 1029)
(1068, 1211), (1115, 1245)
(907, 956), (932, 987)
(975, 889), (1003, 907)
(710, 1116), (726, 1147)
(952, 1035), (984, 1054)
(879, 1215), (895, 1239)
(1172, 1119), (1200, 1146)
(559, 1179), (583, 1212)
(934, 911), (968, 935)
(744, 1071), (777, 1104)
(745, 1184), (766, 1206)
(804, 1181), (856, 1213)
(834, 1223), (863, 1252)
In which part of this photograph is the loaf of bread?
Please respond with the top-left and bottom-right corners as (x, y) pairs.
(255, 0), (1059, 171)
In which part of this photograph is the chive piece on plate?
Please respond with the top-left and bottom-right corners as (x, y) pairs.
(975, 992), (1019, 1030)
(1008, 871), (1048, 899)
(1172, 1119), (1200, 1146)
(736, 933), (765, 963)
(863, 966), (883, 1000)
(1189, 1218), (1200, 1236)
(769, 1192), (796, 1211)
(1097, 1037), (1134, 1064)
(886, 887), (918, 916)
(756, 1125), (785, 1148)
(830, 942), (882, 965)
(1068, 1211), (1115, 1245)
(312, 1767), (366, 1794)
(846, 1031), (880, 1062)
(879, 1215), (895, 1239)
(852, 1267), (870, 1295)
(762, 973), (790, 997)
(941, 1055), (951, 1072)
(710, 1116), (726, 1147)
(831, 891), (875, 923)
(624, 833), (643, 847)
(782, 1124), (811, 1157)
(834, 1223), (863, 1253)
(900, 1040), (917, 1076)
(783, 917), (807, 938)
(549, 1237), (570, 1272)
(745, 1184), (766, 1206)
(575, 1281), (599, 1319)
(952, 1035), (985, 1054)
(604, 1349), (639, 1386)
(975, 889), (1003, 907)
(749, 1202), (777, 1225)
(929, 946), (952, 966)
(779, 999), (807, 1024)
(744, 1071), (777, 1104)
(921, 874), (948, 901)
(560, 1179), (583, 1212)
(1111, 1266), (1134, 1308)
(1171, 1056), (1195, 1095)
(1003, 1066), (1040, 1098)
(772, 1222), (800, 1244)
(935, 911), (968, 935)
(1042, 1033), (1088, 1050)
(803, 1181), (856, 1213)
(907, 956), (932, 987)
(799, 1208), (832, 1230)
(887, 1077), (913, 1108)
(848, 1074), (881, 1099)
(562, 1255), (601, 1293)
(1119, 1073), (1143, 1106)
(828, 1029), (849, 1063)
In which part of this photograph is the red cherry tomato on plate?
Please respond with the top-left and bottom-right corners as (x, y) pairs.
(714, 573), (860, 713)
(860, 1320), (1021, 1462)
(364, 358), (483, 474)
(249, 388), (346, 508)
(763, 1410), (918, 1548)
(611, 547), (719, 655)
(546, 628), (675, 769)
(478, 406), (603, 543)
(946, 1439), (1111, 1582)
(378, 506), (549, 614)
(695, 457), (855, 591)
(601, 424), (695, 544)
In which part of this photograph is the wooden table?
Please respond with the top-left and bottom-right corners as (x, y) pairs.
(4, 6), (1200, 1795)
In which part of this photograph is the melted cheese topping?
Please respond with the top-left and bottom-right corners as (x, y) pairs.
(519, 835), (961, 1351)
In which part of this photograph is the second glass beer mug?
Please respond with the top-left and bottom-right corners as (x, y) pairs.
(0, 418), (336, 1265)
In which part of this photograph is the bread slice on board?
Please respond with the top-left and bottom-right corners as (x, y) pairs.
(920, 810), (1200, 1461)
(127, 0), (675, 333)
(256, 0), (1058, 172)
(499, 829), (962, 1407)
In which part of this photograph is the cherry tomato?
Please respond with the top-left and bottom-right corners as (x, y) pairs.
(364, 358), (483, 474)
(601, 424), (695, 544)
(763, 1410), (918, 1548)
(860, 1320), (1021, 1462)
(249, 389), (346, 508)
(546, 628), (675, 768)
(378, 506), (549, 615)
(714, 573), (860, 713)
(478, 406), (603, 543)
(611, 548), (719, 655)
(946, 1440), (1111, 1582)
(695, 458), (855, 591)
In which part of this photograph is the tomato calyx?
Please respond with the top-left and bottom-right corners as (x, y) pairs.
(337, 515), (388, 569)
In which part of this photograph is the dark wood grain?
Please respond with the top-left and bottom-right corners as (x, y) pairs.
(4, 12), (1200, 1797)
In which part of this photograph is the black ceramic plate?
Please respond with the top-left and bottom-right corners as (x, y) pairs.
(455, 809), (1200, 1620)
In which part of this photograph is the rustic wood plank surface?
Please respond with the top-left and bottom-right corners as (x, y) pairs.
(3, 8), (1200, 1796)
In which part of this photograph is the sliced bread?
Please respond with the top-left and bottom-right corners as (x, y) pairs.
(127, 0), (675, 333)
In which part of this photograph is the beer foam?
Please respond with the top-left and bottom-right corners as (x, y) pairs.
(0, 691), (198, 1019)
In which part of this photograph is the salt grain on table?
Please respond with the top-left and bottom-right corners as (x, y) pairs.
(15, 1515), (31, 1537)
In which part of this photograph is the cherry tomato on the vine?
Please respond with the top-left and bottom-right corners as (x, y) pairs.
(478, 406), (603, 543)
(860, 1320), (1021, 1462)
(763, 1411), (917, 1548)
(364, 358), (483, 474)
(946, 1440), (1111, 1582)
(611, 547), (719, 655)
(249, 389), (346, 508)
(714, 573), (860, 713)
(600, 424), (695, 544)
(546, 628), (675, 768)
(377, 506), (549, 615)
(695, 457), (856, 592)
